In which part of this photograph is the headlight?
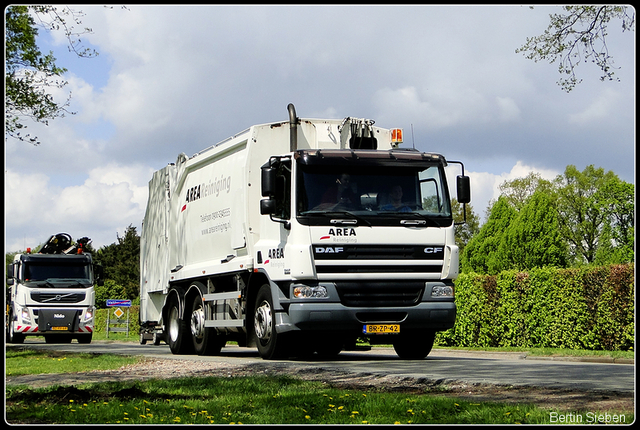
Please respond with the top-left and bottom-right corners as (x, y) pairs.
(81, 307), (94, 322)
(293, 285), (328, 299)
(431, 285), (454, 297)
(19, 306), (31, 323)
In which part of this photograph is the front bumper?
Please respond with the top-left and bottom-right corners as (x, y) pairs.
(286, 300), (456, 334)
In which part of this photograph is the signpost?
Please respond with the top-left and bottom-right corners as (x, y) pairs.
(106, 299), (132, 338)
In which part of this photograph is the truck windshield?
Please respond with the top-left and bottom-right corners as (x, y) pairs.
(297, 162), (452, 226)
(24, 262), (92, 286)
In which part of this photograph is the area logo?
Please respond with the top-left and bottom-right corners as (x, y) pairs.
(181, 175), (231, 212)
(319, 228), (356, 240)
(264, 248), (284, 264)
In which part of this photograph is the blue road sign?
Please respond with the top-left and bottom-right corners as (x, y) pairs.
(106, 299), (132, 307)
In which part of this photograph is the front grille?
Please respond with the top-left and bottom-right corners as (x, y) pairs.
(31, 292), (86, 304)
(335, 281), (424, 307)
(316, 265), (441, 274)
(313, 245), (444, 277)
(313, 245), (443, 260)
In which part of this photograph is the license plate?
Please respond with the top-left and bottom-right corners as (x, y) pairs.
(51, 326), (68, 331)
(363, 324), (400, 334)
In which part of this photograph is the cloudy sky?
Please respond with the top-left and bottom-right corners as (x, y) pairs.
(5, 5), (635, 251)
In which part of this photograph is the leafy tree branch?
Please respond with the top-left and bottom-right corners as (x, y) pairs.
(4, 5), (97, 145)
(517, 5), (635, 92)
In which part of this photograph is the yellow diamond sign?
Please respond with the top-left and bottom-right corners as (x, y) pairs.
(114, 308), (124, 318)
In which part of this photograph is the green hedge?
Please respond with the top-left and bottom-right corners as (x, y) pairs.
(436, 264), (634, 351)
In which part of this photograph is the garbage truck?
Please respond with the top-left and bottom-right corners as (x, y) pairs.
(139, 104), (470, 359)
(6, 233), (102, 344)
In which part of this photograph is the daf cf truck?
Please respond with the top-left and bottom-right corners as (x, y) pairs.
(6, 233), (101, 344)
(139, 104), (470, 359)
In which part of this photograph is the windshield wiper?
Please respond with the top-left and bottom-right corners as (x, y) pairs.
(324, 211), (372, 227)
(36, 281), (57, 288)
(383, 211), (443, 227)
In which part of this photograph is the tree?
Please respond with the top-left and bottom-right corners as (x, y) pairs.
(517, 5), (635, 92)
(553, 165), (621, 265)
(95, 225), (140, 302)
(5, 5), (96, 145)
(500, 191), (568, 271)
(593, 176), (634, 265)
(461, 197), (518, 274)
(498, 172), (553, 210)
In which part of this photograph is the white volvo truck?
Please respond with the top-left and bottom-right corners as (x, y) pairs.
(139, 104), (470, 359)
(6, 233), (101, 344)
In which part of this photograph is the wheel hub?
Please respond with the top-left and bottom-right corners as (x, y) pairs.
(191, 305), (205, 340)
(254, 300), (272, 342)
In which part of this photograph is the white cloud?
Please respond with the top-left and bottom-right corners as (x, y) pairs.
(5, 164), (152, 250)
(466, 161), (560, 221)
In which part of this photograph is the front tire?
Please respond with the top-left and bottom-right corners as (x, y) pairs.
(393, 330), (435, 360)
(7, 310), (25, 344)
(77, 334), (92, 344)
(254, 285), (289, 359)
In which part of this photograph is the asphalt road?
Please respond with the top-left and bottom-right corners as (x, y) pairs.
(7, 340), (634, 394)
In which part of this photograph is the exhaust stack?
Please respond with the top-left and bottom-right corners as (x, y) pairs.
(288, 103), (298, 152)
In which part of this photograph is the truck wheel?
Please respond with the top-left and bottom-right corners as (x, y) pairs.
(77, 334), (92, 344)
(153, 331), (163, 345)
(314, 339), (343, 358)
(167, 295), (194, 355)
(190, 294), (226, 356)
(254, 284), (289, 359)
(6, 311), (24, 344)
(393, 330), (435, 360)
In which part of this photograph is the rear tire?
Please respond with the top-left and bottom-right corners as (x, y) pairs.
(254, 284), (290, 359)
(393, 330), (435, 360)
(153, 331), (163, 345)
(190, 294), (226, 356)
(167, 294), (194, 355)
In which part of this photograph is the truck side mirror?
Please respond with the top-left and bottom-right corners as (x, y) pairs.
(7, 264), (14, 279)
(261, 166), (276, 197)
(94, 264), (104, 286)
(260, 198), (276, 215)
(457, 175), (471, 204)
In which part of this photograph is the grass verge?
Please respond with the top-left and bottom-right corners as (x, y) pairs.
(5, 349), (634, 425)
(6, 348), (143, 377)
(6, 375), (568, 424)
